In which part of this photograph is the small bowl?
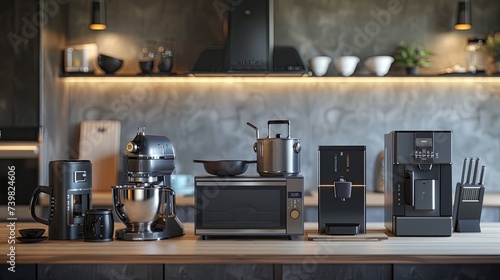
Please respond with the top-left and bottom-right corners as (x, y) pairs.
(364, 56), (394, 76)
(139, 60), (154, 74)
(98, 54), (123, 74)
(19, 228), (45, 239)
(334, 56), (360, 76)
(309, 55), (332, 77)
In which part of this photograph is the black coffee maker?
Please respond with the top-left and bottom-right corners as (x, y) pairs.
(30, 160), (92, 240)
(318, 146), (366, 235)
(384, 131), (453, 236)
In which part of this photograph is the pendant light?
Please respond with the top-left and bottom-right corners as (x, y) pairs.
(454, 1), (471, 30)
(90, 0), (106, 31)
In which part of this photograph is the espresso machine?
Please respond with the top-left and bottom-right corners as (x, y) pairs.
(112, 127), (184, 241)
(30, 160), (92, 240)
(318, 146), (366, 235)
(384, 131), (453, 236)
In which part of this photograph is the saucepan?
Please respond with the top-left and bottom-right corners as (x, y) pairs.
(247, 120), (301, 177)
(193, 160), (257, 176)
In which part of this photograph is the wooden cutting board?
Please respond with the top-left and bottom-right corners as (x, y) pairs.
(78, 120), (121, 192)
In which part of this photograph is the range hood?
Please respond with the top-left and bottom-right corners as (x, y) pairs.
(190, 0), (307, 76)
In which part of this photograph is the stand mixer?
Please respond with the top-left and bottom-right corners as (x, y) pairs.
(112, 127), (184, 241)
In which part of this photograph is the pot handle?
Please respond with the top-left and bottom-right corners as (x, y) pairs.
(29, 186), (53, 225)
(267, 120), (291, 138)
(293, 142), (302, 153)
(246, 122), (259, 139)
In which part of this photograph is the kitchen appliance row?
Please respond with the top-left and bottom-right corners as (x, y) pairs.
(24, 125), (486, 242)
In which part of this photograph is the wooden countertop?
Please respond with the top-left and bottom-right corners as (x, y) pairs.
(3, 222), (500, 264)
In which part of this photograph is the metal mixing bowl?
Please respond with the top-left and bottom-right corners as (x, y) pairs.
(112, 185), (173, 233)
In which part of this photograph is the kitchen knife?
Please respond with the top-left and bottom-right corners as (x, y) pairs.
(479, 165), (485, 185)
(460, 158), (467, 184)
(471, 157), (480, 185)
(466, 157), (474, 184)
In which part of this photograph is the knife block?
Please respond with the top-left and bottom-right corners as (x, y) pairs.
(453, 182), (485, 232)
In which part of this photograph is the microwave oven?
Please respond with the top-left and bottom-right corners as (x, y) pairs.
(194, 176), (304, 240)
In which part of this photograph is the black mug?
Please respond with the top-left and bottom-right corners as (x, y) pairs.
(84, 209), (114, 242)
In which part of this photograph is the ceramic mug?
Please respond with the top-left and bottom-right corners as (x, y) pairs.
(309, 56), (332, 77)
(334, 56), (360, 76)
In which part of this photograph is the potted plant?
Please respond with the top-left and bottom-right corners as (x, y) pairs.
(484, 32), (500, 73)
(393, 41), (434, 75)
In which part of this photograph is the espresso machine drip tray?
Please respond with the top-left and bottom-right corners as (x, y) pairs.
(324, 223), (360, 235)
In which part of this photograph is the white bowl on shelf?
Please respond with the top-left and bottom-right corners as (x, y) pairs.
(334, 56), (360, 76)
(309, 56), (332, 77)
(364, 56), (394, 76)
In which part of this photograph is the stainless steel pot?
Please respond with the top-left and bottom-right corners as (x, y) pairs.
(247, 120), (301, 176)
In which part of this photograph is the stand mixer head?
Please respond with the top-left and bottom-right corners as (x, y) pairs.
(125, 126), (175, 185)
(112, 127), (184, 241)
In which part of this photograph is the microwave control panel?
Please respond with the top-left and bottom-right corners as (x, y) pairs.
(286, 177), (304, 235)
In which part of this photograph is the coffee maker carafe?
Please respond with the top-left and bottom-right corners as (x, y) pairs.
(30, 160), (92, 240)
(384, 131), (453, 236)
(318, 146), (366, 235)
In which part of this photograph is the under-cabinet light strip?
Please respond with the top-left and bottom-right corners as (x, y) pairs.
(60, 76), (499, 83)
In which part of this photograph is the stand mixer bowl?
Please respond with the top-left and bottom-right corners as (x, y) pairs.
(112, 185), (173, 234)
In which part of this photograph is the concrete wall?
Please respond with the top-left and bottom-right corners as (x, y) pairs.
(64, 0), (500, 75)
(42, 0), (500, 193)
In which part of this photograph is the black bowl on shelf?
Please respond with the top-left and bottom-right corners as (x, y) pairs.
(139, 60), (154, 74)
(98, 54), (123, 74)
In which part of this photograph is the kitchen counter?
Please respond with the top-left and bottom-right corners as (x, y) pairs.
(3, 222), (500, 265)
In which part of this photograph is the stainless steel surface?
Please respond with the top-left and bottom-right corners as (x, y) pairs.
(113, 127), (184, 240)
(256, 137), (300, 176)
(251, 120), (301, 177)
(112, 186), (173, 232)
(194, 175), (304, 237)
(246, 122), (259, 138)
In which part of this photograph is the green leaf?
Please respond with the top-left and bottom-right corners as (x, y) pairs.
(393, 41), (433, 68)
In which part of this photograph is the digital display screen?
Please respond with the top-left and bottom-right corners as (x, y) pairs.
(415, 138), (433, 147)
(288, 192), (302, 198)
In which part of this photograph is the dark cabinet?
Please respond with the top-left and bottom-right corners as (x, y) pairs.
(0, 0), (39, 127)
